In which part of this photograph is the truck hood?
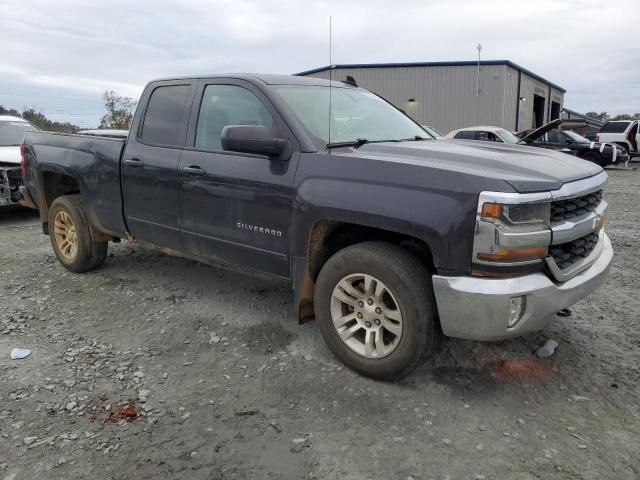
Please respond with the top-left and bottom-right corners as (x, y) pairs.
(335, 139), (602, 193)
(0, 146), (21, 165)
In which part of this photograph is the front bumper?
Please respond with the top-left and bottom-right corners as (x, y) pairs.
(432, 232), (613, 341)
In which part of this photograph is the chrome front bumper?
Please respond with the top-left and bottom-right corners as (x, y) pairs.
(432, 232), (613, 341)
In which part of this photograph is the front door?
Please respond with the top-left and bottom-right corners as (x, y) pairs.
(178, 80), (298, 278)
(122, 82), (194, 249)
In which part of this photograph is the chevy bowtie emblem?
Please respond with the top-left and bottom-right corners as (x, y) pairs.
(594, 214), (605, 231)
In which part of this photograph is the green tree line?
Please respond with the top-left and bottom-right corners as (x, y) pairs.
(0, 90), (136, 132)
(0, 105), (80, 133)
(585, 112), (640, 121)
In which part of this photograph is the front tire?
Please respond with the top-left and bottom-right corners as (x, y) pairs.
(314, 241), (441, 380)
(48, 195), (108, 273)
(582, 151), (603, 167)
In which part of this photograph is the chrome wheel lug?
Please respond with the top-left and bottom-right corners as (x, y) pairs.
(375, 307), (381, 314)
(374, 319), (381, 326)
(367, 299), (374, 306)
(358, 301), (364, 308)
(365, 321), (372, 328)
(357, 312), (363, 319)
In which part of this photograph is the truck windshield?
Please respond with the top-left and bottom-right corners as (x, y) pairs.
(272, 85), (430, 146)
(0, 120), (38, 147)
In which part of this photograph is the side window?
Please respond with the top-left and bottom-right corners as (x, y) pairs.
(196, 84), (274, 151)
(454, 131), (475, 140)
(140, 85), (190, 146)
(477, 131), (499, 142)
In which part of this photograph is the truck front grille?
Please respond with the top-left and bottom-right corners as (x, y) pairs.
(549, 231), (599, 270)
(550, 190), (602, 222)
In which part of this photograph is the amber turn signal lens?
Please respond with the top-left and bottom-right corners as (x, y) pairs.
(477, 246), (547, 262)
(481, 202), (503, 219)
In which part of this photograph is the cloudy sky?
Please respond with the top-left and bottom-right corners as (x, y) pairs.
(1, 0), (638, 127)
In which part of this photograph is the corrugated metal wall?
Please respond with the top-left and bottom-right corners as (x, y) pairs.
(303, 65), (564, 135)
(515, 70), (565, 131)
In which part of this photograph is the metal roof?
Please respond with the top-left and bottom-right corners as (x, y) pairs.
(562, 108), (605, 127)
(295, 60), (566, 93)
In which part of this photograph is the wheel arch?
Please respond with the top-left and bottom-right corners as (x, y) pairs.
(39, 170), (81, 234)
(293, 218), (439, 323)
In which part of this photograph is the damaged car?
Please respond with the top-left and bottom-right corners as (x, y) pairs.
(518, 119), (628, 167)
(0, 116), (39, 207)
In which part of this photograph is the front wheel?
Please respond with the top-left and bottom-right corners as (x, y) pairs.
(582, 151), (603, 167)
(48, 195), (108, 273)
(314, 241), (441, 380)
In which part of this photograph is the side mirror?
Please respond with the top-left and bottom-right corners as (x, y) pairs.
(221, 125), (288, 158)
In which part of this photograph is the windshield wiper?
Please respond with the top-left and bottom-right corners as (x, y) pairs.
(327, 138), (370, 149)
(327, 137), (428, 149)
(398, 136), (429, 141)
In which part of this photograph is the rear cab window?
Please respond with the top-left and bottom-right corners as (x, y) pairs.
(600, 121), (631, 133)
(140, 85), (191, 146)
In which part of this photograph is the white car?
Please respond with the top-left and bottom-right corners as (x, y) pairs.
(443, 125), (521, 143)
(596, 120), (639, 158)
(0, 115), (39, 207)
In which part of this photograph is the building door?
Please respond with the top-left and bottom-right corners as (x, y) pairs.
(550, 101), (561, 121)
(533, 95), (546, 128)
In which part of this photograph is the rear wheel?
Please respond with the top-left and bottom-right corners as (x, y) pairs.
(48, 195), (108, 272)
(314, 241), (441, 380)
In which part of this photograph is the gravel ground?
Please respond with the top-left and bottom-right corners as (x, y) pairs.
(1, 168), (639, 480)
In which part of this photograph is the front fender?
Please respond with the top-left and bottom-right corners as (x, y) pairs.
(291, 176), (477, 274)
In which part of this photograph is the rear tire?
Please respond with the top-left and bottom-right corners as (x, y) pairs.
(48, 195), (108, 273)
(314, 241), (441, 380)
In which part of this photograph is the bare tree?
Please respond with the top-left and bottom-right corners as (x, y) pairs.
(100, 91), (136, 130)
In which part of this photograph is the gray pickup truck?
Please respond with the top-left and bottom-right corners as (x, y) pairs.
(21, 74), (613, 379)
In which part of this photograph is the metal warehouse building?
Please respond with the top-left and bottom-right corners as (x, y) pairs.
(296, 60), (566, 135)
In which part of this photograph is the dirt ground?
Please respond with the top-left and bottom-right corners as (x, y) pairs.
(1, 168), (639, 480)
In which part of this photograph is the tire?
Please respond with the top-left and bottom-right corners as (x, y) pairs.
(314, 241), (441, 380)
(48, 195), (108, 273)
(582, 151), (603, 167)
(614, 143), (630, 158)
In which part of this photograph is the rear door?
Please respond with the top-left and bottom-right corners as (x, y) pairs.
(177, 78), (299, 278)
(122, 81), (195, 249)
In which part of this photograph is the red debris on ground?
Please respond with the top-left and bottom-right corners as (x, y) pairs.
(493, 359), (559, 380)
(103, 400), (141, 423)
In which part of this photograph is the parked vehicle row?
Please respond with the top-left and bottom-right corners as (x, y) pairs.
(442, 120), (629, 167)
(21, 74), (612, 380)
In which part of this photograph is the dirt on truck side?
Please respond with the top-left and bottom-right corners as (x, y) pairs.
(1, 168), (639, 479)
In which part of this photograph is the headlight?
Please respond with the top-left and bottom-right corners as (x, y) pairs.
(473, 192), (552, 272)
(481, 202), (550, 225)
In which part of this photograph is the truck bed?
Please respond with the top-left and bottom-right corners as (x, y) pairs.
(23, 131), (128, 237)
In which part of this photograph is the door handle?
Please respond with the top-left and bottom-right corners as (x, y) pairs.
(183, 166), (206, 176)
(124, 158), (143, 167)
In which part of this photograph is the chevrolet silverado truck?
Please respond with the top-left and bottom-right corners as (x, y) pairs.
(21, 74), (613, 380)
